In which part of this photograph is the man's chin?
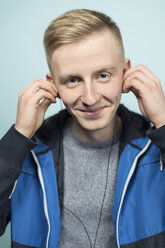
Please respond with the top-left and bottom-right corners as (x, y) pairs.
(74, 118), (110, 132)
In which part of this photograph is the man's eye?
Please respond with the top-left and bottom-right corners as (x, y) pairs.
(99, 73), (108, 79)
(67, 77), (78, 84)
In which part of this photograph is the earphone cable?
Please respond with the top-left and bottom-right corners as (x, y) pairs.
(93, 119), (116, 248)
(63, 206), (93, 248)
(62, 113), (118, 248)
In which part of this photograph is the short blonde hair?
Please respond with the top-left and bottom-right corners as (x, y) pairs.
(43, 9), (125, 70)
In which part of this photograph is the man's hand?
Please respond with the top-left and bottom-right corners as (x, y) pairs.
(122, 65), (165, 128)
(15, 79), (58, 139)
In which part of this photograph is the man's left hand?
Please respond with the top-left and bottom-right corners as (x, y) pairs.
(122, 64), (165, 128)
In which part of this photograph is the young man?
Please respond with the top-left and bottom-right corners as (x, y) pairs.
(0, 9), (165, 248)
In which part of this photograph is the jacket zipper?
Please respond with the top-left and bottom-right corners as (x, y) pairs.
(116, 139), (151, 248)
(31, 150), (51, 248)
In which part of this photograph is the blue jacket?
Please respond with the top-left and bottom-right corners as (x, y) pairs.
(1, 104), (165, 248)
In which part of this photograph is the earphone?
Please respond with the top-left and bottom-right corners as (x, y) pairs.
(57, 92), (61, 99)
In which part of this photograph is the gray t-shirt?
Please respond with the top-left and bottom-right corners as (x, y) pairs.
(59, 119), (121, 248)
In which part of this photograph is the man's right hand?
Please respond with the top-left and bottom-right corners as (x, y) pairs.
(15, 79), (58, 139)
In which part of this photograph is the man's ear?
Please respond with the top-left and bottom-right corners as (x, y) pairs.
(46, 73), (55, 84)
(46, 73), (60, 98)
(123, 58), (131, 75)
(120, 58), (131, 93)
(121, 58), (131, 91)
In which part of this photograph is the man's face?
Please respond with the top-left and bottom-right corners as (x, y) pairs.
(49, 29), (130, 133)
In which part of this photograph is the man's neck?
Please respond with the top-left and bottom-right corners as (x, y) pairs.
(71, 116), (122, 143)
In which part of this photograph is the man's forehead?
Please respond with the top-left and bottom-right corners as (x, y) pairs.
(50, 29), (123, 76)
(52, 30), (119, 59)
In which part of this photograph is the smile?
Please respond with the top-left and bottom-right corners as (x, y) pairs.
(80, 107), (105, 117)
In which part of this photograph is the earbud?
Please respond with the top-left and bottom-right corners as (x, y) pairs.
(57, 93), (61, 99)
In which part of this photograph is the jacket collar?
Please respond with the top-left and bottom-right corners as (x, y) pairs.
(34, 104), (151, 154)
(117, 104), (151, 155)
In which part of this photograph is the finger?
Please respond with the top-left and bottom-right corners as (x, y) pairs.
(124, 65), (158, 83)
(124, 65), (154, 81)
(123, 71), (152, 91)
(33, 84), (57, 98)
(39, 98), (53, 111)
(123, 70), (163, 95)
(21, 79), (57, 96)
(33, 80), (57, 96)
(34, 90), (56, 104)
(23, 81), (58, 102)
(122, 77), (145, 96)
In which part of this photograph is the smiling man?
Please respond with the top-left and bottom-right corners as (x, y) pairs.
(47, 28), (128, 142)
(1, 9), (165, 248)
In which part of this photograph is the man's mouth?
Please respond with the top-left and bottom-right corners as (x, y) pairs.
(79, 107), (105, 117)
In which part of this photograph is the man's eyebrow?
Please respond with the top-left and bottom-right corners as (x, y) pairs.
(59, 73), (81, 83)
(58, 66), (117, 82)
(95, 66), (117, 73)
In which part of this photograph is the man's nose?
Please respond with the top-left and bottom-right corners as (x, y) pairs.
(81, 81), (100, 106)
